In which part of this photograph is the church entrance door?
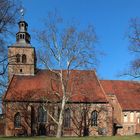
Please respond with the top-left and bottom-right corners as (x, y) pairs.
(39, 123), (46, 135)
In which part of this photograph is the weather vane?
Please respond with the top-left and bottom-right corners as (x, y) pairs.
(20, 8), (24, 20)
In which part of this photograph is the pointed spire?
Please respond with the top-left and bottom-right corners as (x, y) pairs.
(13, 8), (31, 47)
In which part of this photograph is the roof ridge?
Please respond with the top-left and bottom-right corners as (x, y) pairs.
(94, 72), (108, 103)
(100, 79), (140, 83)
(37, 69), (96, 72)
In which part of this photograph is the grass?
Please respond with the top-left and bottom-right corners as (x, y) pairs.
(0, 136), (139, 140)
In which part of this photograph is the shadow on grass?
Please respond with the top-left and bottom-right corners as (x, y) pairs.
(0, 136), (139, 140)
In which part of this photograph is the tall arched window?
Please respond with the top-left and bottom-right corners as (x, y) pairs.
(14, 112), (21, 128)
(64, 108), (71, 128)
(22, 54), (27, 63)
(57, 107), (60, 120)
(38, 106), (47, 123)
(91, 110), (98, 126)
(16, 54), (20, 63)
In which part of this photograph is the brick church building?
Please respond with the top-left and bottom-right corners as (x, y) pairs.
(2, 18), (140, 136)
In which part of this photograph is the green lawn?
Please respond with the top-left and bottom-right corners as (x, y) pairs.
(0, 136), (139, 140)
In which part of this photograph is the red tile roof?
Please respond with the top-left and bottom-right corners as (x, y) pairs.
(101, 80), (140, 111)
(4, 70), (108, 103)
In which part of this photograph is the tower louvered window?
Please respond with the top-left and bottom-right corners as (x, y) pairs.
(16, 54), (20, 63)
(22, 54), (27, 63)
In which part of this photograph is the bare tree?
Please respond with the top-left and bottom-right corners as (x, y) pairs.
(0, 0), (20, 96)
(69, 103), (110, 137)
(0, 0), (20, 53)
(36, 12), (98, 138)
(69, 103), (91, 137)
(123, 18), (140, 79)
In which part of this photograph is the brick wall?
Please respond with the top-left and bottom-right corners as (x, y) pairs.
(0, 116), (5, 135)
(121, 111), (140, 135)
(4, 102), (113, 137)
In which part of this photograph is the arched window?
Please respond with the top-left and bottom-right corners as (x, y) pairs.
(38, 106), (47, 123)
(14, 112), (21, 128)
(91, 110), (98, 126)
(22, 54), (27, 63)
(138, 117), (140, 124)
(16, 54), (20, 63)
(130, 112), (134, 122)
(20, 34), (22, 39)
(64, 108), (71, 128)
(16, 35), (19, 41)
(57, 107), (60, 120)
(23, 34), (25, 39)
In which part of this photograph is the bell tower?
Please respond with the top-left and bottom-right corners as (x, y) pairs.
(8, 14), (36, 82)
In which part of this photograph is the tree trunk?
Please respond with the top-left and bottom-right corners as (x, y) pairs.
(56, 122), (62, 138)
(56, 95), (66, 138)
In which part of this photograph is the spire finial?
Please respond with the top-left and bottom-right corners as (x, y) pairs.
(20, 8), (24, 20)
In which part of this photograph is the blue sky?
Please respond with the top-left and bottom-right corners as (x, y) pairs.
(21, 0), (140, 80)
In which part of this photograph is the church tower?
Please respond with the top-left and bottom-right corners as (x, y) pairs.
(8, 18), (36, 81)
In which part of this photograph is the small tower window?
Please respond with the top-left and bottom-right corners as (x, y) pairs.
(22, 54), (27, 63)
(23, 34), (25, 39)
(20, 34), (22, 39)
(16, 34), (19, 41)
(20, 69), (22, 73)
(16, 54), (20, 63)
(14, 112), (21, 128)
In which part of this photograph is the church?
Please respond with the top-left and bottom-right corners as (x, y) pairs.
(2, 18), (140, 137)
